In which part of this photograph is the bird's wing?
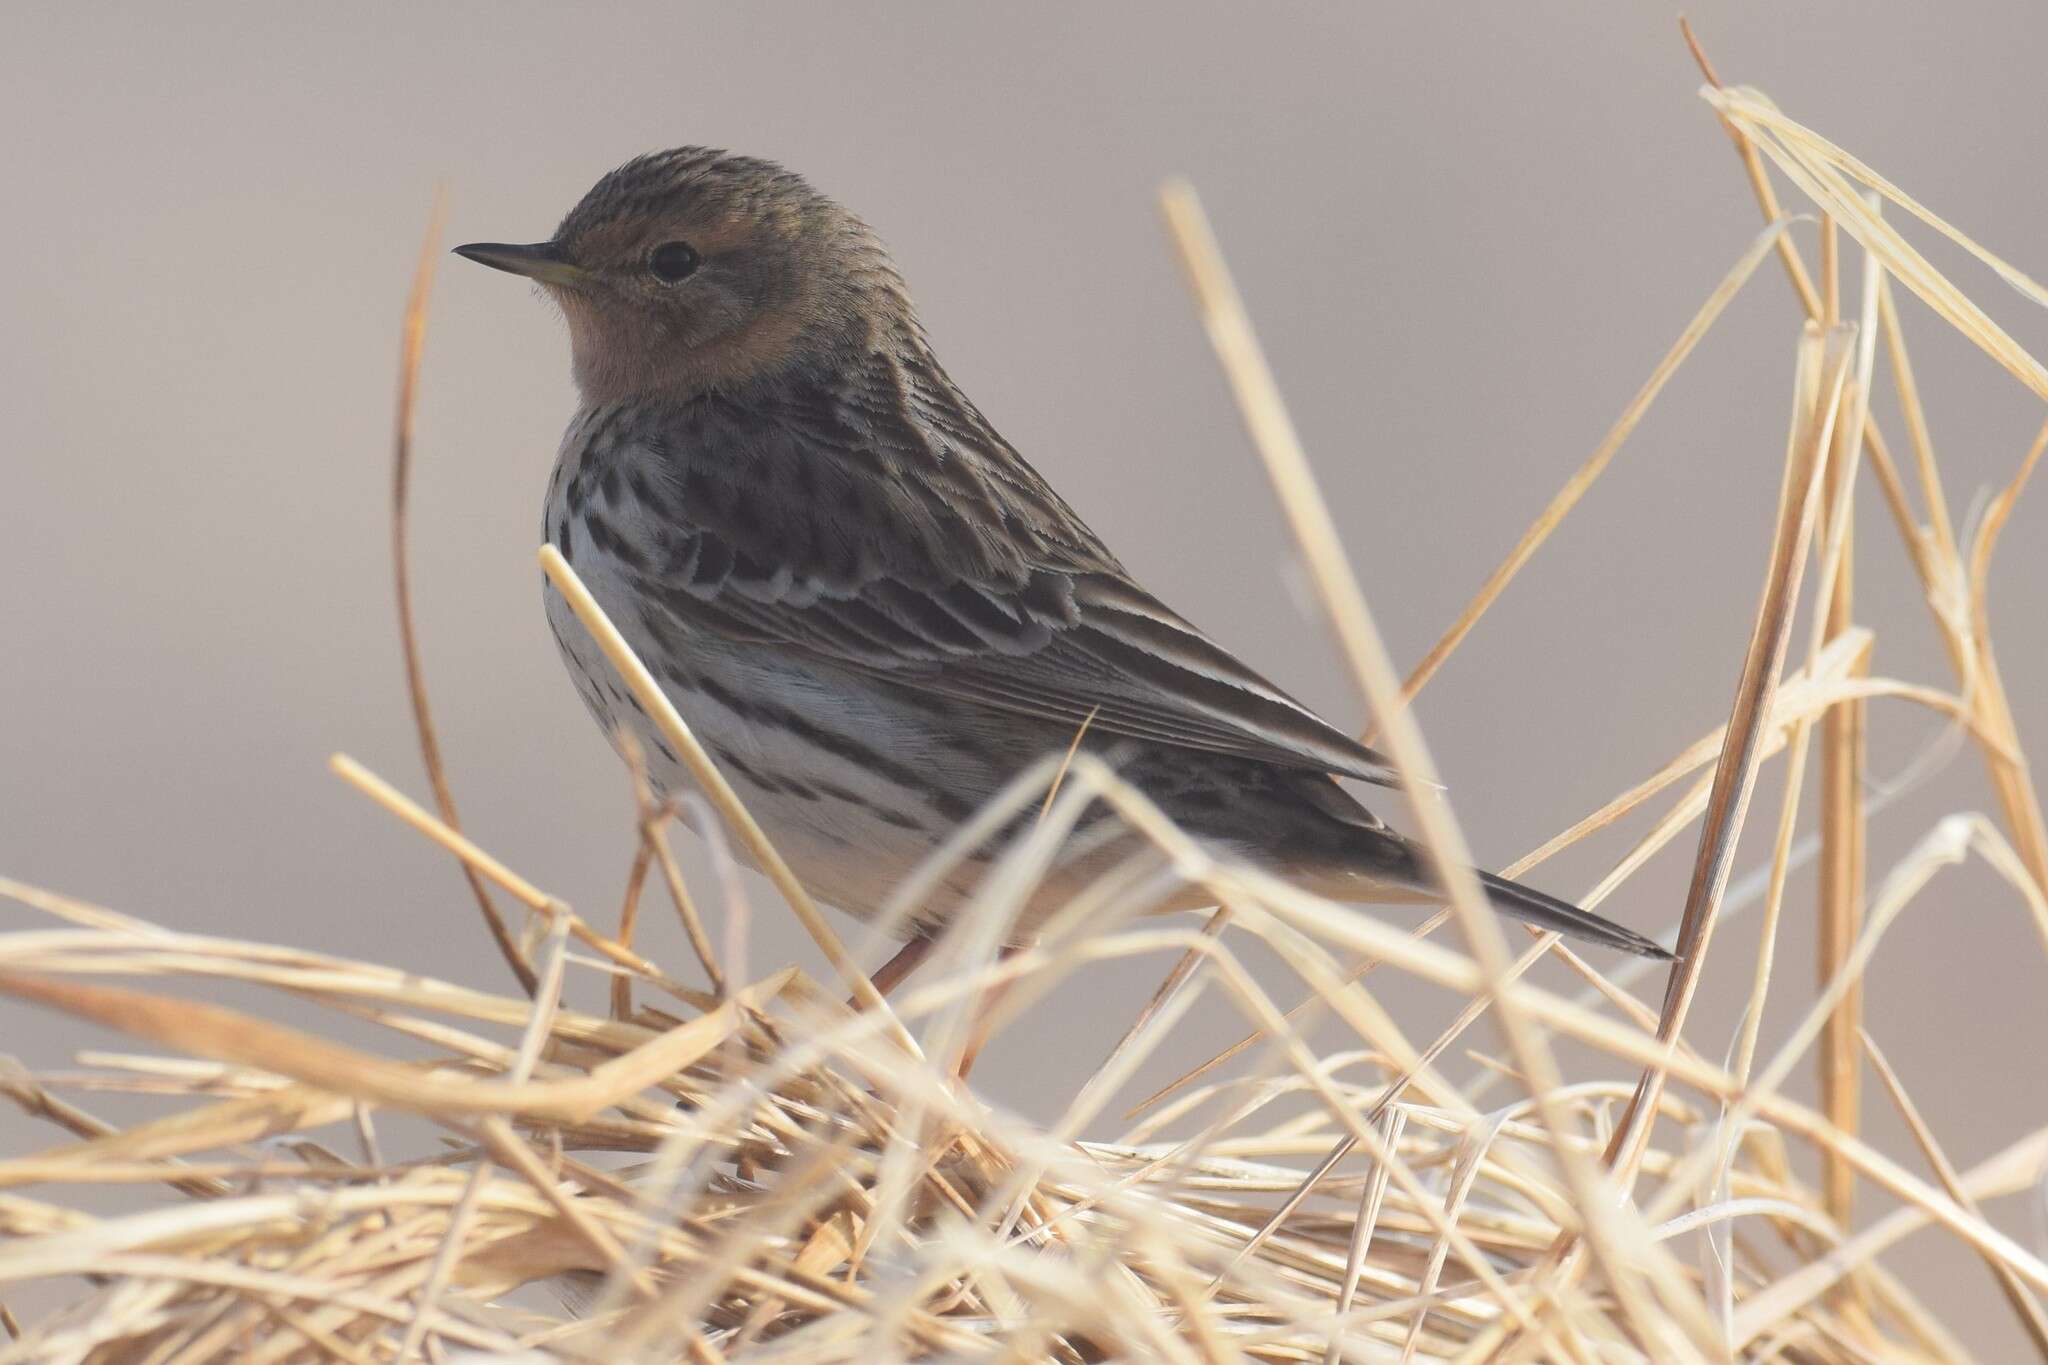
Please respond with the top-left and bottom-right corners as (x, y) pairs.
(579, 353), (1403, 787)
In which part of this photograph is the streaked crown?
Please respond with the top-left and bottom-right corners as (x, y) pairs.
(459, 146), (914, 403)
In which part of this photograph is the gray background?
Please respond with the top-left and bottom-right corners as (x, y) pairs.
(5, 3), (2047, 1351)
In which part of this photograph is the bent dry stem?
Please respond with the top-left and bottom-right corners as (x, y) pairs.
(3, 48), (2048, 1364)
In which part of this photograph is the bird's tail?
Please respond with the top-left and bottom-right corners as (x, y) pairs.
(1471, 868), (1673, 961)
(1297, 822), (1673, 960)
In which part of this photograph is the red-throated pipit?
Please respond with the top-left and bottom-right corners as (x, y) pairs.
(456, 148), (1670, 973)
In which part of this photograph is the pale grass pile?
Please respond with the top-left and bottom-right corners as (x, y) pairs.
(4, 34), (2048, 1363)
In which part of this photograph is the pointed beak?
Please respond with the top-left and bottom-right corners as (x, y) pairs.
(452, 240), (586, 286)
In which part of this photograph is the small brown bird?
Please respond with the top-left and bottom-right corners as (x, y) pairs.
(457, 148), (1669, 962)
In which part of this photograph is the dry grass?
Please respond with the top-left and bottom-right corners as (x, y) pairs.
(4, 29), (2048, 1362)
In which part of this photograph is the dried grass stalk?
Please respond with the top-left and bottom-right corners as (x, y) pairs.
(3, 32), (2047, 1364)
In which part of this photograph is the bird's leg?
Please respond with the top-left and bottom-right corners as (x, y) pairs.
(954, 942), (1029, 1083)
(856, 934), (935, 1006)
(853, 935), (1020, 1082)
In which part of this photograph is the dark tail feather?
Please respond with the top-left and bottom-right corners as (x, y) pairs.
(1475, 869), (1673, 960)
(1291, 803), (1673, 959)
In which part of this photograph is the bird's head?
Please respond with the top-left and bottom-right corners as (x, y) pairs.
(457, 147), (908, 403)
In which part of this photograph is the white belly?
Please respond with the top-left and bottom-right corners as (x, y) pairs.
(542, 559), (1024, 929)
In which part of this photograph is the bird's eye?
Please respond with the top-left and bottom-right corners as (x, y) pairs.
(648, 241), (701, 284)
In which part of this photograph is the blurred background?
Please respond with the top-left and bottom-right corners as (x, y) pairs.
(5, 3), (2047, 1350)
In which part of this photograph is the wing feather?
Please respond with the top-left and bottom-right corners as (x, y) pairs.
(574, 351), (1404, 787)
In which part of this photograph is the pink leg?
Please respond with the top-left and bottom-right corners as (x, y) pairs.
(856, 935), (935, 1007)
(955, 943), (1028, 1082)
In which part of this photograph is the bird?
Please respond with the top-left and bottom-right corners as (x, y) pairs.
(455, 147), (1670, 967)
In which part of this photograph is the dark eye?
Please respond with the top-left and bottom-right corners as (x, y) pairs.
(648, 241), (701, 284)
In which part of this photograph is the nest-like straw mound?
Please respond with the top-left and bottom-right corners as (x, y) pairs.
(4, 35), (2047, 1363)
